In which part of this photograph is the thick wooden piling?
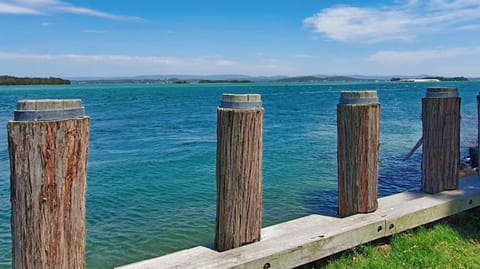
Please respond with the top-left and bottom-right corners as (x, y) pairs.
(422, 87), (460, 193)
(215, 94), (263, 252)
(8, 99), (90, 269)
(337, 91), (380, 217)
(477, 93), (480, 170)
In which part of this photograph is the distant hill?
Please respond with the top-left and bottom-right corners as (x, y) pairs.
(70, 74), (288, 83)
(69, 74), (477, 84)
(0, 75), (70, 85)
(276, 75), (372, 82)
(198, 79), (252, 83)
(72, 75), (373, 84)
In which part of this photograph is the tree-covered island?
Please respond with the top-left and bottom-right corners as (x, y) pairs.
(0, 75), (71, 85)
(198, 79), (251, 83)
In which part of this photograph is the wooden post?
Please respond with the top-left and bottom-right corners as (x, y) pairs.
(337, 91), (380, 217)
(8, 99), (90, 269)
(215, 94), (263, 252)
(477, 93), (480, 171)
(422, 87), (460, 193)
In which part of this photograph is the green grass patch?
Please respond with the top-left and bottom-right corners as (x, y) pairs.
(306, 208), (480, 269)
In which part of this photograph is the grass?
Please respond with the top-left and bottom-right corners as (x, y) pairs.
(304, 207), (480, 269)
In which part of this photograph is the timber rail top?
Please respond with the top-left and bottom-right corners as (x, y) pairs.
(117, 176), (480, 269)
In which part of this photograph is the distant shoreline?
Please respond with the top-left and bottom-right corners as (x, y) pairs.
(2, 74), (476, 86)
(0, 75), (70, 86)
(69, 75), (475, 84)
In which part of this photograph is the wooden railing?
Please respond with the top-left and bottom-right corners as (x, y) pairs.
(6, 87), (477, 268)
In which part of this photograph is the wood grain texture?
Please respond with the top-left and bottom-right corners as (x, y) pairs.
(215, 107), (263, 252)
(8, 117), (90, 269)
(422, 97), (460, 193)
(337, 103), (380, 217)
(477, 95), (480, 170)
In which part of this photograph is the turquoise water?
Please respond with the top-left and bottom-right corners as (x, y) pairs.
(0, 81), (478, 268)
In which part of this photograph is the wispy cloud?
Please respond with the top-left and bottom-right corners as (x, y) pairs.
(83, 29), (106, 34)
(213, 59), (237, 66)
(369, 47), (480, 63)
(295, 54), (315, 59)
(0, 52), (246, 76)
(252, 58), (295, 74)
(457, 24), (480, 30)
(0, 52), (179, 64)
(56, 5), (142, 21)
(0, 52), (241, 68)
(0, 2), (42, 14)
(304, 0), (480, 42)
(0, 0), (142, 21)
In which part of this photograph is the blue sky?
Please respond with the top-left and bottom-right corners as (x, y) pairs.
(0, 0), (479, 77)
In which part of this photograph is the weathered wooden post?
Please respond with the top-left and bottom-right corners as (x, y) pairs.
(422, 87), (460, 193)
(8, 99), (90, 269)
(215, 94), (263, 251)
(477, 93), (480, 171)
(337, 91), (380, 217)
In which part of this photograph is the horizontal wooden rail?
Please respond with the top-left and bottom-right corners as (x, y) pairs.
(117, 176), (480, 269)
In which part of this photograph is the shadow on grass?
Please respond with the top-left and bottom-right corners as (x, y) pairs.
(441, 206), (480, 242)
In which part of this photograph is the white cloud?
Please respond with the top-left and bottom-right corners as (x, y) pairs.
(427, 0), (480, 10)
(2, 51), (477, 77)
(16, 0), (60, 4)
(369, 47), (480, 63)
(0, 52), (241, 68)
(0, 2), (42, 14)
(214, 59), (237, 66)
(458, 24), (480, 30)
(295, 54), (314, 59)
(0, 0), (142, 21)
(304, 1), (480, 42)
(83, 29), (106, 34)
(0, 52), (176, 63)
(304, 6), (412, 42)
(252, 58), (295, 74)
(0, 52), (297, 76)
(56, 5), (142, 21)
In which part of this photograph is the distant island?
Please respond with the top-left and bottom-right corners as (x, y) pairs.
(75, 78), (253, 84)
(173, 79), (252, 84)
(391, 76), (468, 82)
(276, 75), (370, 83)
(0, 75), (70, 85)
(198, 79), (251, 83)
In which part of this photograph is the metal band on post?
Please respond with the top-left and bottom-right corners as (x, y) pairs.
(14, 99), (85, 121)
(219, 94), (262, 109)
(425, 87), (459, 98)
(339, 91), (379, 105)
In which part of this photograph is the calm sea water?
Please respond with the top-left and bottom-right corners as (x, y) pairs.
(0, 81), (478, 268)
